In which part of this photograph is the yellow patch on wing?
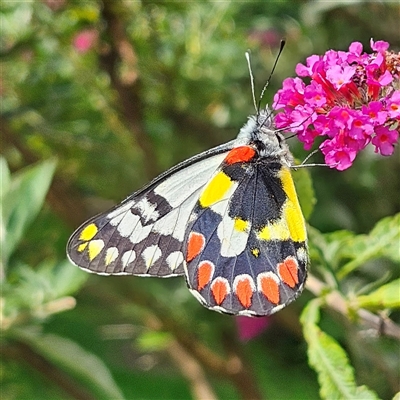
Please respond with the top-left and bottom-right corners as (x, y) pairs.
(88, 239), (105, 261)
(278, 167), (307, 242)
(79, 223), (98, 241)
(77, 242), (88, 252)
(199, 171), (233, 208)
(251, 248), (260, 257)
(258, 220), (290, 241)
(234, 218), (248, 232)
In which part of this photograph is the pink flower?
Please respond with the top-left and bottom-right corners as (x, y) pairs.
(236, 316), (271, 341)
(387, 92), (400, 118)
(372, 126), (399, 156)
(73, 29), (98, 54)
(273, 40), (400, 170)
(326, 65), (356, 90)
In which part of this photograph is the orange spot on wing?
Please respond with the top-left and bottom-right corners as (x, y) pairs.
(260, 275), (280, 305)
(277, 257), (299, 288)
(186, 232), (205, 262)
(224, 146), (256, 164)
(235, 277), (254, 308)
(211, 278), (229, 305)
(197, 261), (214, 290)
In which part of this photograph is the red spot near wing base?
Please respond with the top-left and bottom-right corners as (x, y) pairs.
(259, 274), (280, 305)
(277, 257), (299, 288)
(234, 275), (255, 308)
(224, 146), (256, 165)
(197, 261), (214, 290)
(186, 232), (205, 262)
(211, 278), (230, 305)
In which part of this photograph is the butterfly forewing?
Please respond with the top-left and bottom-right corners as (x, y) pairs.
(67, 151), (230, 277)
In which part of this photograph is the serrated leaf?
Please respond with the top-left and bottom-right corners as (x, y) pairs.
(293, 164), (316, 220)
(1, 159), (57, 266)
(14, 329), (125, 400)
(338, 213), (400, 278)
(354, 279), (400, 310)
(301, 300), (379, 400)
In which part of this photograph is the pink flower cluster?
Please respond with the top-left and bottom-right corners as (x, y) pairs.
(73, 29), (98, 54)
(273, 39), (400, 170)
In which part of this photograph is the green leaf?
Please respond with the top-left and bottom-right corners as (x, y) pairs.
(3, 260), (88, 321)
(136, 330), (172, 351)
(14, 329), (125, 400)
(353, 279), (400, 310)
(1, 159), (57, 266)
(293, 165), (316, 221)
(301, 300), (379, 400)
(0, 157), (11, 199)
(39, 260), (88, 300)
(308, 227), (355, 270)
(338, 213), (400, 278)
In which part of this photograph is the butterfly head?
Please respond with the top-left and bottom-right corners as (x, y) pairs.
(237, 106), (292, 163)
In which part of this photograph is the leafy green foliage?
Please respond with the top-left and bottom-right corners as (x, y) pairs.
(1, 158), (122, 398)
(1, 158), (56, 267)
(301, 300), (379, 400)
(354, 279), (400, 310)
(14, 329), (125, 400)
(338, 213), (400, 278)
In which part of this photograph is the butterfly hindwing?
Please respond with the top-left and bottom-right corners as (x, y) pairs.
(183, 145), (308, 316)
(67, 150), (233, 277)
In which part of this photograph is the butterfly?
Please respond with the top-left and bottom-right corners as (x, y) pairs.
(67, 106), (308, 316)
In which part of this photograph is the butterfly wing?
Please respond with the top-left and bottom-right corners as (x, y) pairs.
(183, 147), (308, 316)
(67, 142), (241, 277)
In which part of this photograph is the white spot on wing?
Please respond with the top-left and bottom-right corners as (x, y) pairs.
(217, 214), (250, 257)
(121, 250), (136, 269)
(129, 223), (153, 244)
(110, 207), (155, 245)
(142, 245), (162, 269)
(296, 247), (308, 263)
(111, 212), (140, 236)
(105, 247), (119, 266)
(166, 251), (184, 271)
(134, 197), (159, 223)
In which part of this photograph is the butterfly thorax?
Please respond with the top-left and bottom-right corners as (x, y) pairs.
(237, 108), (293, 167)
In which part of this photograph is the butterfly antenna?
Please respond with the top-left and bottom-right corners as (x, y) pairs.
(257, 39), (286, 111)
(245, 51), (258, 113)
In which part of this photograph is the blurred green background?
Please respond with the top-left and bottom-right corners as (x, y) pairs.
(1, 1), (399, 399)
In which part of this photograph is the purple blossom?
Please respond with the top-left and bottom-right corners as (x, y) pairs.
(236, 316), (271, 341)
(273, 40), (400, 170)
